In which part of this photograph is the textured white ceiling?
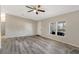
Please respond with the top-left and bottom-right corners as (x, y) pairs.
(2, 5), (79, 20)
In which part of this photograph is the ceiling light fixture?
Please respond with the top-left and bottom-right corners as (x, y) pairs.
(25, 5), (45, 15)
(33, 10), (36, 12)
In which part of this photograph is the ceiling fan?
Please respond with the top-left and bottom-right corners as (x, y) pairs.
(25, 5), (45, 15)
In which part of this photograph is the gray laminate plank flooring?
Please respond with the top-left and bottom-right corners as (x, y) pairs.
(0, 35), (79, 54)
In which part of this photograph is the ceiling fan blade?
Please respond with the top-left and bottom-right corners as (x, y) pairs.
(36, 12), (38, 14)
(28, 10), (34, 12)
(25, 6), (34, 9)
(38, 9), (45, 12)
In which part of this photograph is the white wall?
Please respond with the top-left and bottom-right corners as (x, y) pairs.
(38, 11), (79, 48)
(37, 21), (42, 35)
(0, 5), (1, 48)
(0, 20), (1, 48)
(5, 14), (37, 38)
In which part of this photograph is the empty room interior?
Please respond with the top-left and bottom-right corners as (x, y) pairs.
(0, 5), (79, 54)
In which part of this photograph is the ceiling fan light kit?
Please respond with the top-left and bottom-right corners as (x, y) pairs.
(33, 10), (37, 12)
(25, 5), (45, 15)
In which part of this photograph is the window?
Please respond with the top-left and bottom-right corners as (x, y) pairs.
(57, 21), (65, 36)
(49, 21), (66, 36)
(49, 23), (56, 35)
